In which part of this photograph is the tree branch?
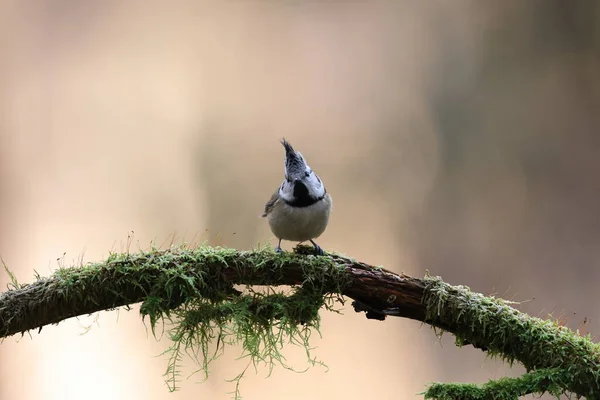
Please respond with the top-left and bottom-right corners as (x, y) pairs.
(0, 245), (597, 398)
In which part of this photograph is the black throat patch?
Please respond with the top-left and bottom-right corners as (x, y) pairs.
(285, 182), (325, 208)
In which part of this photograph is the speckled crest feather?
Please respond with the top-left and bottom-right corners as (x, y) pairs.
(281, 138), (306, 177)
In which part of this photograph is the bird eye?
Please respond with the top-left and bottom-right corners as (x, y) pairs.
(286, 176), (291, 183)
(305, 171), (310, 177)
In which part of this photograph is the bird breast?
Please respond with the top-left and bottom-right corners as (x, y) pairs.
(268, 194), (332, 242)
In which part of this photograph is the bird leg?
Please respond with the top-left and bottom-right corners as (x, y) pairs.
(275, 239), (283, 253)
(309, 240), (324, 256)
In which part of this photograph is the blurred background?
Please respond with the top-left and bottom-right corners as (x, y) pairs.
(1, 1), (599, 399)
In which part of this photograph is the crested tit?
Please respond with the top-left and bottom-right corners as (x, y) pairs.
(262, 138), (332, 255)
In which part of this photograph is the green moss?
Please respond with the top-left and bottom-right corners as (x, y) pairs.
(422, 276), (600, 398)
(6, 244), (599, 399)
(1, 258), (20, 291)
(424, 368), (565, 399)
(156, 286), (330, 396)
(12, 244), (346, 396)
(121, 244), (348, 395)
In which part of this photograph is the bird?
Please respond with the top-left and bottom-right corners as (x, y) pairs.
(262, 138), (332, 255)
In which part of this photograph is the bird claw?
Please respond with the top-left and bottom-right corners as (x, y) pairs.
(275, 239), (284, 253)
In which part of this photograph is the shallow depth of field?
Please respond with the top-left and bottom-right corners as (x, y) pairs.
(1, 2), (599, 399)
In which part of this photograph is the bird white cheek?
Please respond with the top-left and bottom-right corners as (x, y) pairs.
(306, 177), (325, 198)
(279, 186), (295, 202)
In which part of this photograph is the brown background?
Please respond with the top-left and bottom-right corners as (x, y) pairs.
(1, 2), (599, 399)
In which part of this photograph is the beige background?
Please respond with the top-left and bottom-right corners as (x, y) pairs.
(1, 1), (599, 399)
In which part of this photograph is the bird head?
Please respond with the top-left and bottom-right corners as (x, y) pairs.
(278, 138), (325, 204)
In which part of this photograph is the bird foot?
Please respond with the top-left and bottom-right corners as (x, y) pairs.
(309, 240), (324, 256)
(275, 246), (283, 253)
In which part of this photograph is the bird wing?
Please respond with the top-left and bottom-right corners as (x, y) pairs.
(262, 191), (280, 217)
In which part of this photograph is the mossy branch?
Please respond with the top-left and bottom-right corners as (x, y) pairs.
(0, 245), (598, 399)
(424, 367), (567, 399)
